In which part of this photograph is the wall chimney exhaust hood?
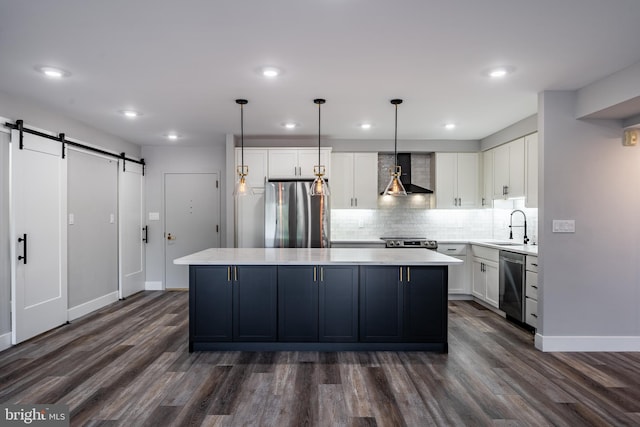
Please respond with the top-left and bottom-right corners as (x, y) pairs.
(378, 153), (434, 194)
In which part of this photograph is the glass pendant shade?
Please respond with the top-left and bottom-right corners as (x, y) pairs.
(233, 165), (254, 196)
(234, 99), (254, 197)
(384, 166), (407, 196)
(311, 98), (330, 197)
(383, 98), (407, 196)
(311, 166), (330, 196)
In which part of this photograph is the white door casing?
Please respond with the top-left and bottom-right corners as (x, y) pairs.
(165, 173), (220, 289)
(119, 161), (145, 299)
(10, 129), (68, 344)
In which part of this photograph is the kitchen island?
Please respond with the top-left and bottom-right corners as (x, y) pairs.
(174, 248), (462, 353)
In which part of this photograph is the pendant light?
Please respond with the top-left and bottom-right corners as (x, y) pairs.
(311, 98), (330, 196)
(383, 99), (407, 196)
(233, 99), (254, 197)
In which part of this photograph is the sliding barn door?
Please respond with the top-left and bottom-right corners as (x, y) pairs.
(10, 129), (67, 344)
(119, 161), (145, 298)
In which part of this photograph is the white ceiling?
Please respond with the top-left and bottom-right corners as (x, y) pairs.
(2, 0), (640, 146)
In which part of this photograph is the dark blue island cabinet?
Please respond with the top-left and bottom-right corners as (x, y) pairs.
(189, 264), (447, 352)
(189, 265), (277, 350)
(278, 265), (358, 342)
(360, 266), (448, 348)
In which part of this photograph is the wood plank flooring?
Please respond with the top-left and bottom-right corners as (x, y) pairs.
(2, 291), (640, 426)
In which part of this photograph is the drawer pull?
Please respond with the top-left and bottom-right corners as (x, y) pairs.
(531, 263), (538, 267)
(531, 313), (538, 318)
(447, 248), (456, 251)
(531, 285), (538, 289)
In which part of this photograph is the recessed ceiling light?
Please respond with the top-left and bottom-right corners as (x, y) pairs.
(166, 133), (179, 140)
(120, 109), (141, 119)
(444, 123), (456, 130)
(360, 123), (372, 130)
(35, 65), (70, 79)
(485, 66), (515, 79)
(282, 122), (298, 129)
(261, 66), (282, 78)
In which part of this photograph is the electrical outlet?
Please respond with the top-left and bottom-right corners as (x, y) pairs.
(552, 219), (575, 233)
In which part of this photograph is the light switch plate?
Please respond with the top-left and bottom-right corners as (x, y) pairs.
(149, 212), (160, 221)
(552, 219), (575, 233)
(68, 213), (75, 225)
(110, 214), (115, 224)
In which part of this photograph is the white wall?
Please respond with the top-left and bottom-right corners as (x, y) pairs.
(142, 143), (227, 288)
(537, 90), (640, 351)
(67, 150), (119, 314)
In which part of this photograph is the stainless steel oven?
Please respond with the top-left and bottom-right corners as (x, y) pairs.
(499, 250), (525, 322)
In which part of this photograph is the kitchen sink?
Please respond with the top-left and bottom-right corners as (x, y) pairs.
(482, 241), (523, 246)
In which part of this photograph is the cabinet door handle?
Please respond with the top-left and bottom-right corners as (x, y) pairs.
(531, 285), (538, 289)
(313, 266), (317, 282)
(320, 267), (324, 282)
(18, 233), (28, 264)
(482, 197), (485, 206)
(531, 263), (538, 267)
(142, 226), (149, 244)
(234, 266), (238, 281)
(531, 313), (538, 318)
(399, 267), (403, 282)
(354, 198), (358, 207)
(407, 266), (411, 282)
(227, 266), (231, 282)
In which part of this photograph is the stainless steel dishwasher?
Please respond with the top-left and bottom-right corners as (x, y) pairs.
(499, 250), (525, 322)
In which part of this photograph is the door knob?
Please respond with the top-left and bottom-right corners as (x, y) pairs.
(167, 233), (176, 241)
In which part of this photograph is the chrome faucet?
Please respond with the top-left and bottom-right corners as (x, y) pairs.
(509, 209), (529, 244)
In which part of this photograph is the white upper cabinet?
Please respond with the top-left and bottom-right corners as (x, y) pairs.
(331, 152), (378, 209)
(235, 148), (268, 188)
(268, 148), (331, 179)
(525, 132), (538, 208)
(492, 137), (525, 199)
(435, 152), (479, 208)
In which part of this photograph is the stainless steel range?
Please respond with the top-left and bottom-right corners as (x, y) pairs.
(381, 237), (438, 250)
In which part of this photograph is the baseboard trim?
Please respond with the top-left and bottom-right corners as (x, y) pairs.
(145, 281), (163, 291)
(68, 291), (119, 321)
(0, 332), (11, 352)
(535, 333), (640, 352)
(448, 294), (473, 301)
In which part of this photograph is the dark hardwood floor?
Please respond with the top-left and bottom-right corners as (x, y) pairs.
(1, 291), (640, 426)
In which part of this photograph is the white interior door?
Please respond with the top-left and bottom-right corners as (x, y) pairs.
(119, 162), (145, 298)
(10, 130), (67, 344)
(165, 173), (219, 289)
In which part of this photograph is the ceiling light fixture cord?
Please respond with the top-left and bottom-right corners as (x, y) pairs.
(394, 100), (398, 168)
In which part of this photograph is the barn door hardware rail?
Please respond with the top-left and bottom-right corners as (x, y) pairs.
(5, 120), (146, 175)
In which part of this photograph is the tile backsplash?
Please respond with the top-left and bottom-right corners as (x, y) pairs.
(331, 197), (538, 243)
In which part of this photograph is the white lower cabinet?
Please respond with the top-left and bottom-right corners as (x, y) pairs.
(525, 255), (539, 328)
(437, 244), (469, 294)
(471, 245), (499, 308)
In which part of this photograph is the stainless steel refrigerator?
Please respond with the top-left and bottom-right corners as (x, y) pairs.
(264, 180), (330, 248)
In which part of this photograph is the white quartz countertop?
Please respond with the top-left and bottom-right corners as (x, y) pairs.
(174, 248), (463, 266)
